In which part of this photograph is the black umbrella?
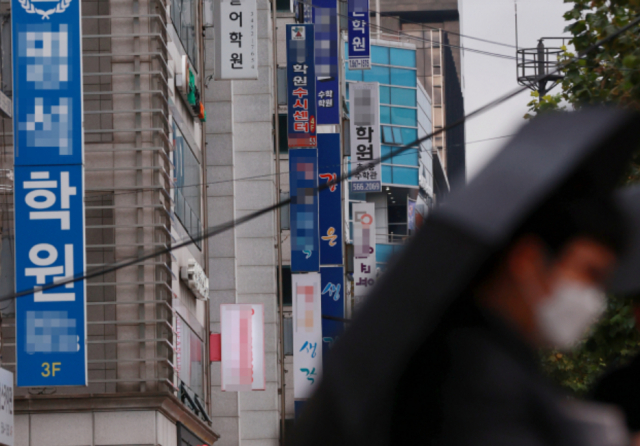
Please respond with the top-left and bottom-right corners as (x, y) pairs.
(289, 108), (640, 446)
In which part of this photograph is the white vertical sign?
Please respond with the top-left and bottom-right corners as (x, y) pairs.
(353, 202), (376, 303)
(292, 273), (323, 399)
(214, 0), (258, 80)
(349, 82), (381, 192)
(0, 368), (13, 446)
(220, 304), (265, 391)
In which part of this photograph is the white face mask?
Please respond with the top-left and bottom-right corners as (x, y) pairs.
(535, 279), (607, 350)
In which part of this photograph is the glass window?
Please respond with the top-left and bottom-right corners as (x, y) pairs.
(376, 244), (394, 263)
(277, 67), (287, 105)
(280, 191), (290, 230)
(380, 106), (391, 124)
(380, 86), (391, 104)
(277, 0), (291, 11)
(372, 46), (390, 65)
(392, 127), (403, 144)
(401, 127), (418, 144)
(283, 317), (293, 355)
(390, 48), (416, 68)
(381, 145), (392, 161)
(382, 126), (394, 144)
(364, 65), (390, 84)
(390, 68), (416, 87)
(278, 266), (292, 305)
(277, 115), (288, 153)
(346, 68), (363, 82)
(393, 147), (419, 166)
(391, 87), (416, 107)
(176, 317), (204, 400)
(173, 121), (202, 247)
(391, 107), (417, 127)
(171, 0), (199, 67)
(382, 165), (392, 183)
(392, 166), (419, 185)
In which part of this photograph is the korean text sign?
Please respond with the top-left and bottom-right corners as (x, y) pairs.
(289, 149), (320, 272)
(287, 24), (317, 148)
(349, 82), (381, 193)
(347, 0), (371, 70)
(220, 304), (265, 392)
(311, 0), (339, 125)
(292, 273), (323, 399)
(214, 0), (258, 80)
(352, 202), (376, 303)
(11, 0), (87, 387)
(318, 134), (343, 265)
(320, 267), (344, 366)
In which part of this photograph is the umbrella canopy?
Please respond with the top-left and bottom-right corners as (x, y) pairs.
(290, 108), (640, 446)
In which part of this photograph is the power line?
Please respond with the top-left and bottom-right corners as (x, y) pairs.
(1, 12), (639, 303)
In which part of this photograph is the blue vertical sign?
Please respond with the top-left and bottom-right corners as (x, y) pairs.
(312, 0), (340, 124)
(348, 0), (371, 70)
(290, 149), (320, 272)
(320, 267), (344, 364)
(318, 134), (343, 265)
(12, 0), (87, 386)
(287, 24), (317, 148)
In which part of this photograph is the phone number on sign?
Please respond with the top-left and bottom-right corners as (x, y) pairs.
(351, 182), (381, 192)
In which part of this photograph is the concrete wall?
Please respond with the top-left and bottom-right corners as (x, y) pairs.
(206, 1), (281, 444)
(15, 411), (178, 446)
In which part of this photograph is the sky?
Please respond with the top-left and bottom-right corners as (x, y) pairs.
(460, 0), (572, 179)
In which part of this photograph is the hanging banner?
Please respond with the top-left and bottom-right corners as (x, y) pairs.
(407, 197), (416, 232)
(349, 82), (381, 193)
(353, 202), (376, 302)
(320, 267), (344, 365)
(347, 0), (371, 70)
(220, 304), (266, 392)
(12, 0), (87, 387)
(290, 149), (320, 272)
(311, 0), (340, 124)
(292, 273), (323, 399)
(214, 0), (259, 80)
(318, 134), (343, 265)
(287, 24), (317, 148)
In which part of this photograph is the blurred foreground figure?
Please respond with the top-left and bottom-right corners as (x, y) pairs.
(591, 186), (640, 440)
(290, 109), (640, 446)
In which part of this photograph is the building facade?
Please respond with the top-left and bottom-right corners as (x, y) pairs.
(0, 0), (219, 444)
(0, 0), (463, 444)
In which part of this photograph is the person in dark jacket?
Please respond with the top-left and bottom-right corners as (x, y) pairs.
(289, 109), (640, 446)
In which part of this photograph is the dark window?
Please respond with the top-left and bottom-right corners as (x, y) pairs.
(276, 114), (289, 153)
(277, 67), (288, 105)
(278, 265), (292, 305)
(280, 191), (290, 230)
(276, 0), (291, 12)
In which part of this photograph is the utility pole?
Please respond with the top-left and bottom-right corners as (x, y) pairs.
(516, 37), (566, 100)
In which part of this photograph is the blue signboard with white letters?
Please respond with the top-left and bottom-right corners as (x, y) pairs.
(347, 0), (371, 70)
(289, 149), (320, 272)
(287, 24), (317, 148)
(318, 134), (343, 265)
(311, 0), (340, 125)
(320, 266), (344, 364)
(12, 0), (87, 386)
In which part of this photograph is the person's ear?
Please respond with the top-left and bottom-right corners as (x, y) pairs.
(506, 235), (552, 295)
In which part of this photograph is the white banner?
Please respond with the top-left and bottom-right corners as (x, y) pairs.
(0, 368), (13, 446)
(292, 273), (323, 399)
(353, 202), (376, 302)
(349, 82), (381, 193)
(220, 304), (265, 391)
(214, 0), (258, 80)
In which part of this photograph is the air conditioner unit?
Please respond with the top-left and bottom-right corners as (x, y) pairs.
(180, 258), (209, 300)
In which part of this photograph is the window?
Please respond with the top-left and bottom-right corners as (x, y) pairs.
(280, 191), (290, 230)
(278, 265), (292, 305)
(176, 316), (204, 400)
(391, 87), (416, 107)
(171, 0), (199, 67)
(391, 107), (417, 126)
(390, 48), (416, 68)
(390, 68), (416, 87)
(173, 121), (202, 247)
(283, 317), (293, 355)
(277, 67), (287, 106)
(276, 114), (289, 153)
(277, 0), (291, 11)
